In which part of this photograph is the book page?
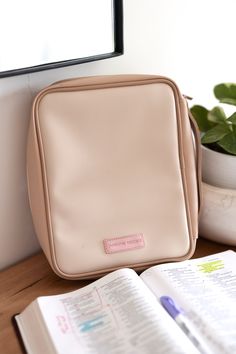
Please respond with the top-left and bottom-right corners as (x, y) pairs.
(141, 250), (236, 354)
(37, 268), (199, 354)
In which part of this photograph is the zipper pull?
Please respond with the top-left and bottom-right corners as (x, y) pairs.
(183, 94), (193, 100)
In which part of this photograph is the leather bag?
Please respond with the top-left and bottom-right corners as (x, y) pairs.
(27, 75), (201, 279)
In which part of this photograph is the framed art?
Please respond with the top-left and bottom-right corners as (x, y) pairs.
(0, 0), (123, 78)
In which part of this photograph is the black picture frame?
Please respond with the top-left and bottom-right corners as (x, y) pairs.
(0, 0), (123, 78)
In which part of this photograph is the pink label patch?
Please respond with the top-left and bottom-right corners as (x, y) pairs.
(103, 233), (145, 254)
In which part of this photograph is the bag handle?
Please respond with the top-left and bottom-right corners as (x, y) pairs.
(188, 109), (202, 215)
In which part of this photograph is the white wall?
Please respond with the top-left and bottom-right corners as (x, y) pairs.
(1, 0), (235, 269)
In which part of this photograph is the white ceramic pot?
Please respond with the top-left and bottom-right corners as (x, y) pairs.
(199, 183), (236, 245)
(201, 145), (236, 189)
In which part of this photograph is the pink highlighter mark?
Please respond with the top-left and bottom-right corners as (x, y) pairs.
(103, 233), (145, 254)
(56, 315), (70, 334)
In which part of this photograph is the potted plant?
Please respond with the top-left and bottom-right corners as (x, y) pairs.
(190, 83), (236, 245)
(191, 83), (236, 189)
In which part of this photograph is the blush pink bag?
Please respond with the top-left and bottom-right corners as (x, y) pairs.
(27, 75), (201, 279)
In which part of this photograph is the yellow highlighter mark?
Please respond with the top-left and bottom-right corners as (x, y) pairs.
(197, 260), (224, 273)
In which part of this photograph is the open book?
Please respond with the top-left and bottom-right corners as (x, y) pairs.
(15, 251), (236, 354)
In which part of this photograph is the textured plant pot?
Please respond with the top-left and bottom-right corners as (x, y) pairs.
(202, 145), (236, 189)
(199, 183), (236, 245)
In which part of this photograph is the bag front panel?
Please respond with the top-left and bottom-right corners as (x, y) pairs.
(34, 80), (194, 277)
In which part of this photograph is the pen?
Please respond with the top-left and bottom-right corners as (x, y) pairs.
(160, 296), (210, 354)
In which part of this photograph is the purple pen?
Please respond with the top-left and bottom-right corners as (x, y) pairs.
(160, 296), (210, 354)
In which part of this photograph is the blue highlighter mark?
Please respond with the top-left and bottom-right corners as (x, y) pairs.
(79, 316), (104, 332)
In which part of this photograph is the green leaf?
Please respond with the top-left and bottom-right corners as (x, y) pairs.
(208, 106), (227, 123)
(219, 98), (236, 105)
(227, 112), (236, 125)
(218, 132), (236, 155)
(190, 105), (214, 132)
(214, 83), (236, 106)
(201, 124), (230, 144)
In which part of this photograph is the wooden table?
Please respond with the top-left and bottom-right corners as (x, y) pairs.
(1, 238), (235, 354)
